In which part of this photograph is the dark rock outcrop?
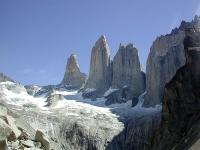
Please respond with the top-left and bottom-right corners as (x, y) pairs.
(104, 86), (131, 106)
(61, 54), (87, 89)
(83, 35), (112, 98)
(35, 130), (50, 150)
(143, 16), (200, 107)
(45, 94), (64, 107)
(132, 97), (139, 107)
(151, 31), (200, 150)
(25, 85), (41, 96)
(104, 89), (122, 106)
(106, 111), (161, 150)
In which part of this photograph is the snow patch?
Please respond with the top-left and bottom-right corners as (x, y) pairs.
(103, 88), (119, 97)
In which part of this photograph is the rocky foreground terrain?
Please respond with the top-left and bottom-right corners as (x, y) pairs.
(0, 16), (199, 150)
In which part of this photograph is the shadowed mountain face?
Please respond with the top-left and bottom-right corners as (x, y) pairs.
(143, 16), (200, 107)
(151, 31), (200, 150)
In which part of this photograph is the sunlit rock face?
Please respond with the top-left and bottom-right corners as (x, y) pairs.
(151, 31), (200, 150)
(143, 16), (200, 107)
(61, 54), (87, 89)
(83, 35), (112, 98)
(112, 43), (145, 99)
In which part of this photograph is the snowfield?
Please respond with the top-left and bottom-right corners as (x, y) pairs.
(0, 81), (162, 150)
(0, 81), (161, 120)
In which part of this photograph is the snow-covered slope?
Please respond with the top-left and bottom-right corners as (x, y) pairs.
(0, 81), (161, 150)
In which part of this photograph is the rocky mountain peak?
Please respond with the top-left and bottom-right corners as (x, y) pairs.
(111, 43), (145, 99)
(143, 16), (200, 107)
(66, 54), (80, 73)
(152, 31), (200, 150)
(94, 35), (110, 56)
(179, 15), (200, 32)
(61, 54), (86, 89)
(83, 35), (112, 98)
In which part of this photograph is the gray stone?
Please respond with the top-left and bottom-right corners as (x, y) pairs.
(61, 54), (87, 89)
(34, 141), (42, 148)
(45, 94), (64, 107)
(35, 130), (50, 150)
(151, 30), (200, 150)
(83, 35), (112, 98)
(25, 85), (41, 96)
(104, 86), (131, 105)
(104, 89), (122, 106)
(112, 43), (145, 99)
(0, 118), (12, 141)
(21, 140), (35, 148)
(143, 16), (200, 107)
(0, 140), (9, 150)
(6, 115), (21, 141)
(8, 140), (19, 149)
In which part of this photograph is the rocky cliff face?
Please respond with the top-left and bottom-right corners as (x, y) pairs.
(106, 111), (160, 150)
(151, 31), (200, 150)
(83, 35), (112, 98)
(112, 43), (145, 99)
(143, 16), (200, 107)
(61, 54), (87, 89)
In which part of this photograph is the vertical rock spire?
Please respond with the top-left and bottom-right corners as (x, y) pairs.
(61, 54), (86, 89)
(112, 43), (145, 98)
(83, 35), (112, 98)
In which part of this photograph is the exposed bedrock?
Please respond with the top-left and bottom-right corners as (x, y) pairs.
(111, 43), (145, 99)
(143, 16), (200, 107)
(83, 35), (112, 98)
(151, 31), (200, 150)
(61, 54), (87, 89)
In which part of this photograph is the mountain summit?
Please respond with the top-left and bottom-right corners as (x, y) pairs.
(61, 54), (86, 89)
(83, 35), (112, 97)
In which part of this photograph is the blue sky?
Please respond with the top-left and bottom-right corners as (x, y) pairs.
(0, 0), (200, 85)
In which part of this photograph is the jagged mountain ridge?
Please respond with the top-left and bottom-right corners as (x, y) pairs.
(152, 28), (200, 150)
(0, 16), (199, 150)
(143, 15), (200, 107)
